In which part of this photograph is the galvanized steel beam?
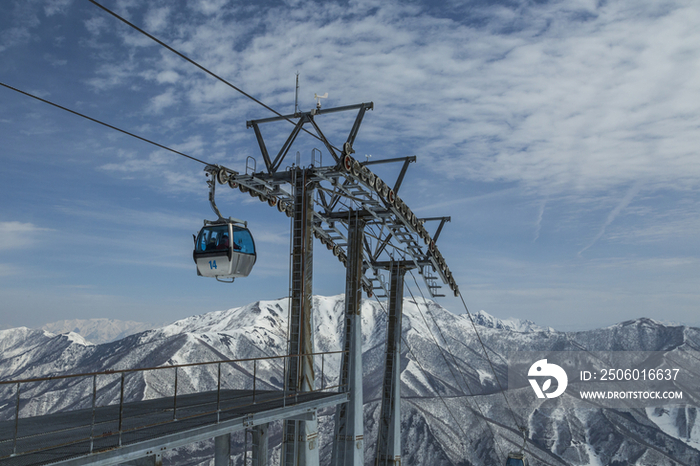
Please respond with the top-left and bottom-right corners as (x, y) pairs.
(283, 168), (319, 466)
(375, 261), (412, 466)
(331, 213), (366, 466)
(214, 434), (230, 466)
(251, 423), (269, 466)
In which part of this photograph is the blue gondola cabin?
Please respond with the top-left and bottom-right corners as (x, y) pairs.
(193, 220), (256, 281)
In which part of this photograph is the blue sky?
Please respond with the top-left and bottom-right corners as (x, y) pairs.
(1, 0), (698, 331)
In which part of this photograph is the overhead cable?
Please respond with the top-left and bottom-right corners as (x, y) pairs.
(87, 0), (341, 153)
(457, 289), (522, 429)
(0, 81), (210, 166)
(369, 294), (471, 441)
(406, 272), (506, 460)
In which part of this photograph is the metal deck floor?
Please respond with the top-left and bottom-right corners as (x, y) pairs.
(0, 389), (346, 466)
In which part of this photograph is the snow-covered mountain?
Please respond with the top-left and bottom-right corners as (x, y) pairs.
(471, 309), (555, 333)
(1, 295), (699, 466)
(42, 318), (160, 344)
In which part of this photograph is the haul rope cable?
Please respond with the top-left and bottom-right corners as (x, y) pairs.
(456, 289), (524, 431)
(0, 81), (210, 167)
(88, 0), (344, 155)
(404, 275), (507, 461)
(309, 172), (508, 456)
(410, 276), (559, 465)
(406, 265), (525, 444)
(368, 293), (472, 444)
(369, 292), (563, 466)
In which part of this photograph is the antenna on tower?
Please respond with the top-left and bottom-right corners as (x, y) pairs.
(294, 71), (300, 115)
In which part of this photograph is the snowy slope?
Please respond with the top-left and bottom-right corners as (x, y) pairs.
(42, 318), (159, 344)
(1, 296), (699, 465)
(471, 309), (555, 333)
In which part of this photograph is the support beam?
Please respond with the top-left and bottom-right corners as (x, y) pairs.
(245, 103), (373, 174)
(251, 423), (269, 466)
(215, 434), (230, 466)
(332, 213), (366, 466)
(121, 454), (162, 466)
(246, 103), (373, 127)
(283, 168), (319, 466)
(375, 262), (410, 466)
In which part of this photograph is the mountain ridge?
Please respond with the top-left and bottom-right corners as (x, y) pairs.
(41, 318), (161, 344)
(1, 295), (698, 466)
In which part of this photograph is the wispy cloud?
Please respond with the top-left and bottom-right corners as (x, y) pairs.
(143, 6), (170, 33)
(533, 198), (547, 242)
(2, 0), (698, 328)
(54, 202), (198, 230)
(0, 221), (51, 250)
(148, 88), (178, 114)
(411, 187), (520, 213)
(99, 149), (171, 172)
(0, 2), (40, 52)
(44, 0), (72, 17)
(81, 0), (700, 203)
(578, 182), (642, 255)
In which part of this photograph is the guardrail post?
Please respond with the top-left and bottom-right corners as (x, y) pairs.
(216, 362), (221, 423)
(90, 374), (97, 453)
(118, 373), (125, 447)
(283, 356), (287, 408)
(173, 367), (178, 421)
(253, 360), (257, 404)
(12, 382), (20, 456)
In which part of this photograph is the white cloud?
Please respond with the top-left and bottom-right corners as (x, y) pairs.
(172, 135), (205, 155)
(202, 0), (697, 197)
(578, 181), (642, 255)
(189, 0), (230, 16)
(533, 198), (547, 243)
(0, 2), (40, 52)
(87, 61), (139, 90)
(148, 88), (178, 114)
(144, 6), (170, 33)
(44, 53), (67, 67)
(44, 0), (73, 17)
(156, 70), (179, 84)
(100, 149), (169, 173)
(0, 221), (50, 250)
(98, 149), (203, 194)
(71, 0), (700, 255)
(604, 200), (700, 245)
(84, 16), (108, 36)
(588, 256), (699, 270)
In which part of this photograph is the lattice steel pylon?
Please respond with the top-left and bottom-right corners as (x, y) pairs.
(282, 167), (319, 466)
(374, 260), (413, 466)
(207, 100), (459, 466)
(331, 213), (366, 466)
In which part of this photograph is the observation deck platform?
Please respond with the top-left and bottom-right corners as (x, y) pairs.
(0, 389), (347, 466)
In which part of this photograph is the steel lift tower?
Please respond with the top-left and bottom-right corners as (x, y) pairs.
(232, 101), (457, 466)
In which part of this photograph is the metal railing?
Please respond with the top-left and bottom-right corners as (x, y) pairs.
(0, 350), (346, 460)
